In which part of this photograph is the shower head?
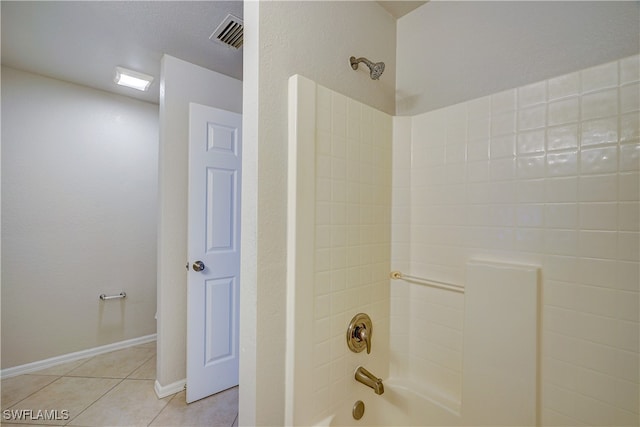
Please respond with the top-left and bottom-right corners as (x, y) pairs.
(350, 56), (385, 80)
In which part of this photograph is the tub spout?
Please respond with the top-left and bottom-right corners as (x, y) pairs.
(354, 366), (384, 395)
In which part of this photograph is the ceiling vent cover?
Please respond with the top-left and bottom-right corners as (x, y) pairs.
(210, 14), (243, 49)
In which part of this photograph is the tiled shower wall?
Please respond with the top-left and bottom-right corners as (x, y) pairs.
(391, 55), (639, 425)
(312, 84), (392, 422)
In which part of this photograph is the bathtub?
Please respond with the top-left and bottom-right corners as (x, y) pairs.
(315, 379), (463, 427)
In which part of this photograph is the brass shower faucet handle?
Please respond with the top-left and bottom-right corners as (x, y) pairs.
(346, 313), (373, 354)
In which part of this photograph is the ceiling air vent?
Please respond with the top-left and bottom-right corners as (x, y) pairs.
(210, 14), (243, 49)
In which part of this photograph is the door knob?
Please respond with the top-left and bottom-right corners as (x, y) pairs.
(192, 261), (205, 272)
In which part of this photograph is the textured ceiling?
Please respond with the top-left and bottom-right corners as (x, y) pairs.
(1, 1), (429, 104)
(1, 1), (243, 104)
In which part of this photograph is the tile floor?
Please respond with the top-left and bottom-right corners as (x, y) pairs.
(0, 342), (238, 426)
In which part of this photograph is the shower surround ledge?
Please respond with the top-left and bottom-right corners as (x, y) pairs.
(315, 260), (539, 427)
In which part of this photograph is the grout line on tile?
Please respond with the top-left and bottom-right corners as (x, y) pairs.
(125, 354), (156, 380)
(64, 377), (125, 426)
(62, 356), (97, 378)
(146, 390), (179, 427)
(1, 374), (63, 412)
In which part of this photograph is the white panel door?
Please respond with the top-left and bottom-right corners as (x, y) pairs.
(187, 103), (241, 403)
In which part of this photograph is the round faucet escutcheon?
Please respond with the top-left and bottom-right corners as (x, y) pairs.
(346, 313), (373, 354)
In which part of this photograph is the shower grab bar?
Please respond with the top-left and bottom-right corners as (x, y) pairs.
(99, 292), (126, 301)
(390, 271), (465, 294)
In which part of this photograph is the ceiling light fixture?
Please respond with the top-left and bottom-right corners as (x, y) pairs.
(114, 66), (154, 91)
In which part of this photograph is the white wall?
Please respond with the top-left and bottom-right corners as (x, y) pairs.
(156, 55), (242, 389)
(1, 67), (158, 368)
(397, 1), (640, 115)
(392, 55), (640, 425)
(241, 2), (396, 425)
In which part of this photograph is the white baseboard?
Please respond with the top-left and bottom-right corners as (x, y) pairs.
(1, 334), (157, 379)
(154, 378), (186, 399)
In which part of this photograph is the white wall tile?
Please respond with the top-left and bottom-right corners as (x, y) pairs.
(545, 280), (578, 309)
(545, 203), (578, 229)
(517, 178), (547, 203)
(620, 112), (640, 143)
(545, 331), (579, 363)
(491, 111), (516, 136)
(619, 172), (639, 201)
(542, 383), (577, 421)
(575, 312), (637, 352)
(575, 338), (628, 381)
(577, 257), (617, 289)
(515, 228), (545, 252)
(548, 97), (579, 126)
(579, 203), (618, 231)
(620, 55), (640, 84)
(581, 89), (619, 120)
(619, 202), (640, 231)
(574, 392), (620, 426)
(544, 305), (580, 336)
(517, 129), (546, 154)
(331, 95), (347, 138)
(581, 61), (618, 93)
(308, 82), (392, 421)
(489, 134), (516, 159)
(618, 232), (640, 262)
(547, 123), (578, 151)
(581, 117), (618, 147)
(490, 157), (516, 180)
(516, 204), (544, 227)
(615, 378), (640, 414)
(579, 230), (618, 259)
(548, 71), (580, 100)
(619, 143), (640, 172)
(614, 290), (639, 322)
(547, 151), (578, 177)
(542, 408), (583, 427)
(468, 117), (491, 141)
(545, 255), (578, 282)
(579, 174), (618, 202)
(574, 365), (617, 405)
(518, 104), (547, 130)
(446, 142), (467, 163)
(467, 96), (491, 119)
(615, 410), (639, 427)
(517, 154), (546, 179)
(518, 81), (547, 108)
(546, 177), (578, 202)
(491, 89), (517, 113)
(620, 82), (639, 114)
(397, 57), (640, 423)
(544, 229), (578, 256)
(446, 123), (467, 145)
(467, 160), (489, 182)
(467, 139), (490, 161)
(580, 146), (618, 175)
(575, 285), (620, 318)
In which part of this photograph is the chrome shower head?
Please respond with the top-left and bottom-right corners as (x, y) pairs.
(350, 56), (385, 80)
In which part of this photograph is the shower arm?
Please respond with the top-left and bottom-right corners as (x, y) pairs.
(350, 56), (375, 70)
